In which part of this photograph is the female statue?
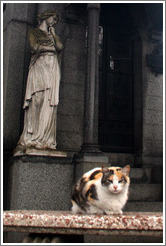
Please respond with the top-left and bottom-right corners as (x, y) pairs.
(14, 10), (63, 155)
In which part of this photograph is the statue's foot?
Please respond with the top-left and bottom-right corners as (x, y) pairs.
(48, 144), (56, 150)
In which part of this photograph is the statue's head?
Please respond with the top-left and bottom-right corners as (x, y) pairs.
(37, 10), (59, 24)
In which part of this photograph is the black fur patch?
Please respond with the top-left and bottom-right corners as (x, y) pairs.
(89, 170), (101, 180)
(123, 175), (127, 183)
(101, 175), (108, 186)
(72, 178), (89, 211)
(85, 184), (98, 200)
(116, 168), (121, 172)
(109, 170), (114, 175)
(101, 169), (114, 186)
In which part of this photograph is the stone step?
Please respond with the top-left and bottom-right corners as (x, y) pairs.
(129, 184), (163, 201)
(124, 202), (163, 212)
(130, 168), (152, 183)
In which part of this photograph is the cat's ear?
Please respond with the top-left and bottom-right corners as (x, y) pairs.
(122, 165), (130, 176)
(102, 166), (110, 176)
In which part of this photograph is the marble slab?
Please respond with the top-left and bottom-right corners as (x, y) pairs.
(3, 210), (163, 237)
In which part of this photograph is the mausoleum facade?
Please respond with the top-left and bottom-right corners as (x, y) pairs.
(3, 2), (163, 243)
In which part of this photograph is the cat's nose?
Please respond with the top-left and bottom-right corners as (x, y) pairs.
(113, 185), (118, 190)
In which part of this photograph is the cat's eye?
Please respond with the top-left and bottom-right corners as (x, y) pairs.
(118, 179), (123, 183)
(107, 179), (113, 183)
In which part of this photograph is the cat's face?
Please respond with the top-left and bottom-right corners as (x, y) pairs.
(101, 165), (130, 194)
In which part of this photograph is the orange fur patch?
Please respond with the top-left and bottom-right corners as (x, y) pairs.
(93, 172), (103, 180)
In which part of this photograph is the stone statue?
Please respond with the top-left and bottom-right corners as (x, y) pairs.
(14, 10), (65, 156)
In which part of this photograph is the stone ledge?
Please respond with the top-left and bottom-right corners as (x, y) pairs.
(3, 211), (163, 237)
(14, 148), (67, 157)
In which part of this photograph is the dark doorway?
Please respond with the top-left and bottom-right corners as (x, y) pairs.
(99, 4), (134, 153)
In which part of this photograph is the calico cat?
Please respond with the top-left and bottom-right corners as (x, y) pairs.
(71, 165), (130, 215)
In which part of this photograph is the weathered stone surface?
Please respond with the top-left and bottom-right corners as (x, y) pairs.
(143, 140), (163, 155)
(144, 110), (163, 125)
(62, 68), (86, 86)
(57, 114), (83, 132)
(145, 96), (163, 111)
(144, 124), (163, 141)
(3, 3), (36, 28)
(147, 77), (163, 97)
(129, 184), (163, 201)
(57, 130), (83, 151)
(130, 168), (152, 183)
(58, 98), (84, 118)
(10, 156), (74, 211)
(12, 3), (35, 23)
(3, 21), (29, 150)
(124, 202), (163, 212)
(60, 83), (84, 101)
(106, 153), (134, 166)
(3, 4), (36, 151)
(141, 155), (163, 167)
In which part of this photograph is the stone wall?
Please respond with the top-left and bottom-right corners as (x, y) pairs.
(133, 28), (163, 167)
(142, 31), (163, 166)
(57, 16), (86, 154)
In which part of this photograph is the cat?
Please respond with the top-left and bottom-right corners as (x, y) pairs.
(71, 165), (130, 215)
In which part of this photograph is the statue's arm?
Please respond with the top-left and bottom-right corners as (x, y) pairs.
(49, 27), (63, 52)
(54, 34), (63, 52)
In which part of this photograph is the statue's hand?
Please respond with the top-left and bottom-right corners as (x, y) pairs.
(49, 27), (56, 36)
(48, 27), (63, 52)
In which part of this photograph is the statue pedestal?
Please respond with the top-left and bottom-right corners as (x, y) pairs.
(13, 147), (67, 157)
(9, 155), (73, 211)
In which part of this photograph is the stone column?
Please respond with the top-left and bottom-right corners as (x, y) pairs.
(75, 3), (108, 179)
(82, 3), (100, 153)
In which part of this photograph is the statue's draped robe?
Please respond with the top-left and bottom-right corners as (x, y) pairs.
(18, 28), (61, 150)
